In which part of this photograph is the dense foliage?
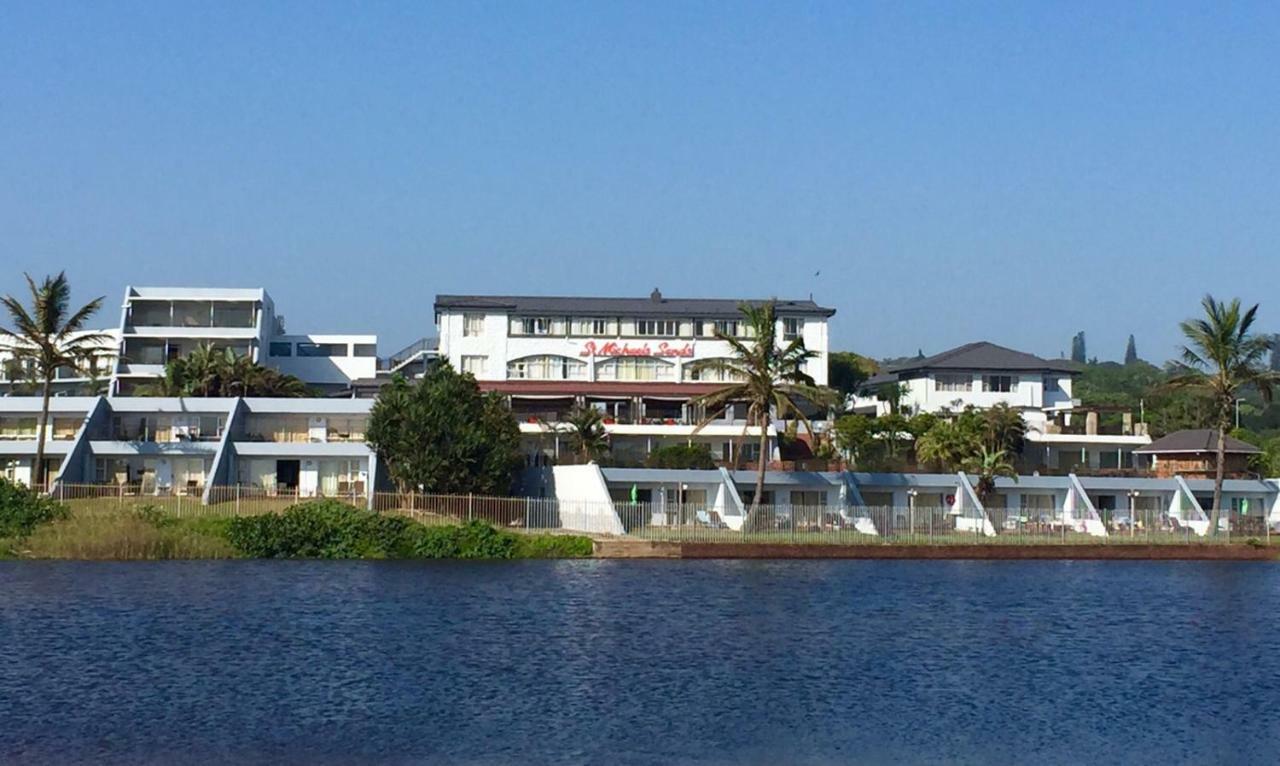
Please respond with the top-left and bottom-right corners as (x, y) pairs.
(138, 343), (308, 397)
(645, 444), (718, 470)
(367, 363), (523, 495)
(0, 478), (70, 537)
(224, 499), (590, 560)
(226, 499), (422, 558)
(827, 351), (879, 398)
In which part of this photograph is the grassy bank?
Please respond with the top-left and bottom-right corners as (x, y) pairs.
(1, 487), (593, 561)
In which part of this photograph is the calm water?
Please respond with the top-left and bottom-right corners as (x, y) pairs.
(1, 560), (1277, 765)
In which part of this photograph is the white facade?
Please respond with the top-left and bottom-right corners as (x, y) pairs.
(111, 286), (376, 394)
(856, 369), (1075, 430)
(436, 294), (832, 386)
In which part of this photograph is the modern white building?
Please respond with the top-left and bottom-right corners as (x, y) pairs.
(851, 341), (1152, 472)
(111, 286), (377, 395)
(435, 290), (836, 466)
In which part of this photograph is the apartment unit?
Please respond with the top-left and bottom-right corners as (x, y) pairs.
(435, 289), (836, 466)
(111, 286), (377, 395)
(0, 395), (378, 504)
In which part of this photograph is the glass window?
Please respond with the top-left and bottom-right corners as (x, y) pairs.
(1044, 376), (1061, 393)
(463, 314), (485, 337)
(983, 375), (1015, 393)
(518, 317), (552, 336)
(635, 319), (678, 336)
(597, 357), (674, 381)
(506, 355), (585, 380)
(296, 343), (348, 357)
(783, 317), (804, 341)
(935, 374), (973, 392)
(713, 320), (741, 337)
(353, 344), (377, 357)
(461, 355), (487, 376)
(269, 342), (292, 357)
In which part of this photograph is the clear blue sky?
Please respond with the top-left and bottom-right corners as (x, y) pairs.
(2, 1), (1277, 362)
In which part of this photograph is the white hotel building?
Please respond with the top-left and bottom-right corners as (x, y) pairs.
(434, 290), (835, 466)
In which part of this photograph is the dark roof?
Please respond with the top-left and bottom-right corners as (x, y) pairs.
(884, 342), (1079, 376)
(434, 292), (836, 319)
(1135, 430), (1262, 455)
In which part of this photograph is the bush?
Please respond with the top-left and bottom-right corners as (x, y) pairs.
(133, 504), (176, 528)
(512, 534), (594, 559)
(413, 520), (517, 559)
(0, 478), (69, 538)
(225, 499), (421, 559)
(645, 444), (718, 470)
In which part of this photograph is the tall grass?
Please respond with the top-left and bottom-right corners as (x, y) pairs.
(16, 513), (236, 560)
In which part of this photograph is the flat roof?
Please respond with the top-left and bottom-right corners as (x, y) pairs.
(0, 396), (100, 414)
(241, 398), (373, 414)
(125, 286), (267, 302)
(435, 293), (836, 319)
(108, 398), (238, 413)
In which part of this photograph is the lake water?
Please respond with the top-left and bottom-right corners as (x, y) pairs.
(1, 560), (1277, 765)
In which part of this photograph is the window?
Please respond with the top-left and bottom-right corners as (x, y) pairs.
(506, 355), (586, 380)
(269, 342), (292, 357)
(353, 344), (377, 357)
(573, 318), (612, 336)
(783, 317), (804, 341)
(935, 374), (972, 392)
(1044, 376), (1061, 393)
(461, 355), (487, 376)
(297, 343), (348, 357)
(463, 314), (485, 337)
(687, 359), (745, 382)
(714, 319), (746, 338)
(596, 357), (674, 381)
(636, 319), (678, 336)
(982, 375), (1015, 393)
(518, 317), (552, 336)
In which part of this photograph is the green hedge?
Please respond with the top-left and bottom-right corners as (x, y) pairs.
(225, 499), (592, 560)
(0, 478), (69, 538)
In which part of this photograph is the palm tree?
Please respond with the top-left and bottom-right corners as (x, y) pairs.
(563, 404), (610, 463)
(1168, 295), (1278, 535)
(0, 273), (108, 488)
(961, 446), (1017, 504)
(981, 403), (1026, 454)
(693, 301), (837, 523)
(915, 419), (979, 471)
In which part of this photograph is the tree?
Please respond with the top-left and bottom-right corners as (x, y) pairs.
(1271, 334), (1280, 372)
(1124, 335), (1139, 365)
(1167, 295), (1279, 535)
(827, 351), (878, 400)
(136, 343), (308, 397)
(693, 300), (838, 523)
(915, 419), (981, 471)
(980, 403), (1025, 455)
(1071, 331), (1087, 364)
(0, 273), (108, 488)
(562, 404), (610, 463)
(961, 447), (1018, 503)
(366, 364), (522, 495)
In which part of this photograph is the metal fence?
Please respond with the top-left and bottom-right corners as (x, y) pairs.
(44, 483), (1275, 544)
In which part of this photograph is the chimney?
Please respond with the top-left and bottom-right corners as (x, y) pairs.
(650, 288), (662, 303)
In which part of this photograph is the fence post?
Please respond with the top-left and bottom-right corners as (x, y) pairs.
(236, 484), (241, 516)
(468, 493), (474, 523)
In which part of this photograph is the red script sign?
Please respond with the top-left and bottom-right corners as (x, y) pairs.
(579, 341), (695, 358)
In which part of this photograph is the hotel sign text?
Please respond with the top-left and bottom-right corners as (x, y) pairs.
(578, 341), (695, 358)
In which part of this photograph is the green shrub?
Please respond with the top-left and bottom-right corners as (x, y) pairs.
(512, 534), (594, 559)
(412, 520), (517, 559)
(225, 499), (421, 559)
(133, 504), (176, 528)
(0, 478), (69, 538)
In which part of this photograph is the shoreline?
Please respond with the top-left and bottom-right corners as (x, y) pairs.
(593, 539), (1280, 561)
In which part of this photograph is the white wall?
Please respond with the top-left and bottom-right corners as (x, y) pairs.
(438, 309), (830, 385)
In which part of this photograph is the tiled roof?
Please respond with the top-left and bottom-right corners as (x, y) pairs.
(886, 342), (1079, 375)
(1135, 429), (1262, 455)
